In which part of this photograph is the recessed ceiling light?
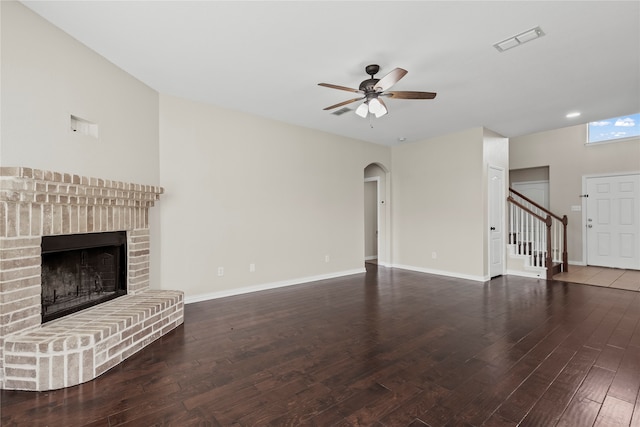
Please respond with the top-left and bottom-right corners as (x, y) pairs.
(566, 112), (581, 118)
(398, 137), (407, 142)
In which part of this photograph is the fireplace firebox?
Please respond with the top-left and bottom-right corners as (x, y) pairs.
(41, 231), (127, 323)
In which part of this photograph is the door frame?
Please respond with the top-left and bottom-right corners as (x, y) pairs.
(581, 171), (640, 267)
(364, 177), (380, 261)
(488, 165), (506, 278)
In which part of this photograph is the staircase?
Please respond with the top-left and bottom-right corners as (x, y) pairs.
(507, 188), (568, 279)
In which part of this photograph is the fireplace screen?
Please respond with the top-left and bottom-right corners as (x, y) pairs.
(41, 232), (126, 323)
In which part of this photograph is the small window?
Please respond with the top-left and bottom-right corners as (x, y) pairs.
(587, 113), (640, 144)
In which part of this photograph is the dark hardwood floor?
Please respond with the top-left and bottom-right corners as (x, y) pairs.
(2, 265), (640, 426)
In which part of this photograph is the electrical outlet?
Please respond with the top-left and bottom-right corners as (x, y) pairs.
(217, 267), (224, 276)
(432, 252), (437, 259)
(325, 255), (330, 263)
(249, 263), (255, 272)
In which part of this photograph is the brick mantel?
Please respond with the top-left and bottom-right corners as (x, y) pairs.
(0, 167), (183, 391)
(0, 167), (163, 238)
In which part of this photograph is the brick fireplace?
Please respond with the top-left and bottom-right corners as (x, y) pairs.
(0, 167), (184, 391)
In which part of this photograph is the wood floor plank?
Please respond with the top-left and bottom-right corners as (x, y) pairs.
(607, 344), (640, 404)
(519, 346), (600, 426)
(377, 380), (450, 426)
(575, 366), (617, 404)
(419, 378), (487, 426)
(607, 308), (640, 349)
(594, 395), (635, 427)
(496, 346), (576, 423)
(2, 265), (640, 426)
(556, 395), (602, 427)
(631, 390), (640, 427)
(594, 344), (625, 372)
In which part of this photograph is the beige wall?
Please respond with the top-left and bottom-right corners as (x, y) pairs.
(158, 94), (390, 300)
(0, 1), (159, 185)
(510, 124), (640, 264)
(510, 166), (549, 185)
(1, 1), (162, 285)
(392, 127), (490, 280)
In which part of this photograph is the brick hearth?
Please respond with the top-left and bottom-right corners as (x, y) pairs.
(0, 167), (184, 391)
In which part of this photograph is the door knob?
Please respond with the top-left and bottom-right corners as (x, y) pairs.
(490, 227), (496, 231)
(588, 224), (593, 228)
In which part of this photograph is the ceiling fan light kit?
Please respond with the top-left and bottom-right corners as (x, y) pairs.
(355, 102), (369, 118)
(355, 97), (388, 118)
(319, 64), (437, 119)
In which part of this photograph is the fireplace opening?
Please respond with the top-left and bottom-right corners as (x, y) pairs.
(41, 231), (127, 323)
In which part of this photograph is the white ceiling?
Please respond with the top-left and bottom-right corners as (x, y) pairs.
(21, 1), (640, 146)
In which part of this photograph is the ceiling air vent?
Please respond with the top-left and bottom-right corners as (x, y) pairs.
(332, 107), (352, 116)
(494, 26), (545, 52)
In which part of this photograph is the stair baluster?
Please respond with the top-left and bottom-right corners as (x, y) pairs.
(507, 188), (568, 279)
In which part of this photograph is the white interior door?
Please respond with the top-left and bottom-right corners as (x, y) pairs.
(489, 166), (505, 278)
(586, 174), (640, 269)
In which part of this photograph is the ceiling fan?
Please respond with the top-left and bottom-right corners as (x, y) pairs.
(318, 64), (437, 119)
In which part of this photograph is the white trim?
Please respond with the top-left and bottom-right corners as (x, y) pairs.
(391, 264), (489, 282)
(586, 134), (640, 146)
(506, 269), (545, 279)
(364, 176), (381, 261)
(184, 268), (366, 304)
(364, 255), (377, 261)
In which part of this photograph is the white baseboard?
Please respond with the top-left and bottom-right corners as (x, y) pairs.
(364, 255), (377, 261)
(391, 264), (489, 282)
(184, 268), (366, 304)
(506, 269), (545, 279)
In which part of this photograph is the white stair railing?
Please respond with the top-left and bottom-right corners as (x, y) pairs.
(508, 189), (568, 278)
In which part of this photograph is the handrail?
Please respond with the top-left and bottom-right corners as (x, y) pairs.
(509, 187), (564, 222)
(507, 196), (548, 223)
(507, 188), (569, 278)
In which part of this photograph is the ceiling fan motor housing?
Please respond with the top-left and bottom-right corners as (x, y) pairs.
(360, 64), (381, 94)
(359, 78), (380, 94)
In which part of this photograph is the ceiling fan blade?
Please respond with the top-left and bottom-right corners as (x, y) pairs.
(385, 91), (437, 99)
(374, 68), (408, 91)
(323, 97), (365, 111)
(318, 83), (362, 93)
